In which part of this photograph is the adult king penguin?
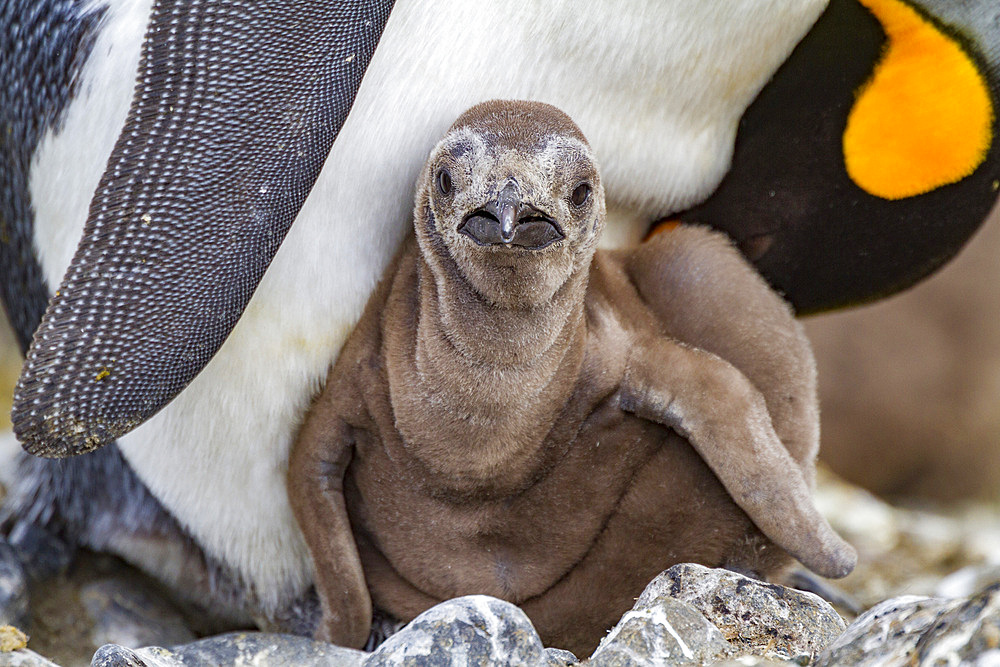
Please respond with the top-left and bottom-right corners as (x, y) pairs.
(2, 0), (999, 630)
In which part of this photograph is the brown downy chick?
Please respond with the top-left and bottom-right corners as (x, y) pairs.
(288, 100), (856, 655)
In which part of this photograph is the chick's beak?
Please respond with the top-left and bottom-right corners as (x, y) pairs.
(459, 181), (564, 249)
(499, 199), (517, 244)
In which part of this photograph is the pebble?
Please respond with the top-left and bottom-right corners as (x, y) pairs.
(80, 578), (195, 651)
(364, 595), (546, 666)
(915, 583), (1000, 665)
(543, 647), (579, 665)
(90, 645), (153, 667)
(1, 624), (29, 651)
(588, 591), (733, 666)
(91, 633), (367, 667)
(815, 595), (963, 666)
(814, 585), (1000, 666)
(658, 563), (845, 660)
(2, 648), (64, 667)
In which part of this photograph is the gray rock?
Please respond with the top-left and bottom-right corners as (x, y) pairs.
(81, 578), (196, 651)
(2, 648), (64, 667)
(364, 595), (546, 666)
(588, 585), (733, 666)
(708, 658), (801, 666)
(815, 595), (963, 666)
(543, 647), (578, 665)
(0, 540), (28, 627)
(173, 632), (366, 666)
(92, 632), (367, 667)
(914, 582), (1000, 665)
(659, 563), (846, 660)
(92, 644), (164, 667)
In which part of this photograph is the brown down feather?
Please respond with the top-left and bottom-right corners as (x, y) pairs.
(287, 100), (855, 656)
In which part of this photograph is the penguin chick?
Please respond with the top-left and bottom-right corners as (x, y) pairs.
(287, 100), (856, 655)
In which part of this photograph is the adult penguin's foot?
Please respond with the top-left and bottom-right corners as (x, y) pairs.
(780, 566), (864, 616)
(0, 539), (28, 628)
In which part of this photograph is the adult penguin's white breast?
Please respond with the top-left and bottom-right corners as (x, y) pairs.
(28, 0), (826, 610)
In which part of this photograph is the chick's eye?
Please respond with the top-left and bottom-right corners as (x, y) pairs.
(437, 169), (453, 195)
(571, 182), (591, 207)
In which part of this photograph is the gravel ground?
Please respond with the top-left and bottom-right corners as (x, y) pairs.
(6, 318), (1000, 665)
(0, 465), (996, 666)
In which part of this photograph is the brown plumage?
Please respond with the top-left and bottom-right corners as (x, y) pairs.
(287, 100), (856, 655)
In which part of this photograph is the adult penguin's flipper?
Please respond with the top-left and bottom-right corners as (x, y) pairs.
(12, 1), (395, 457)
(676, 0), (1000, 314)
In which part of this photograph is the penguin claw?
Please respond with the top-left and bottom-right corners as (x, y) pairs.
(5, 521), (75, 581)
(0, 538), (28, 628)
(780, 566), (864, 616)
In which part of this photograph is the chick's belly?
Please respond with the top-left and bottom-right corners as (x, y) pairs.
(345, 416), (658, 608)
(347, 412), (759, 638)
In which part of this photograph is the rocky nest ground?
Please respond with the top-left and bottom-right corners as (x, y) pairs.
(2, 468), (1000, 666)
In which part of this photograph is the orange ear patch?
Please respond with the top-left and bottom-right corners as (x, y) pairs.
(843, 0), (994, 200)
